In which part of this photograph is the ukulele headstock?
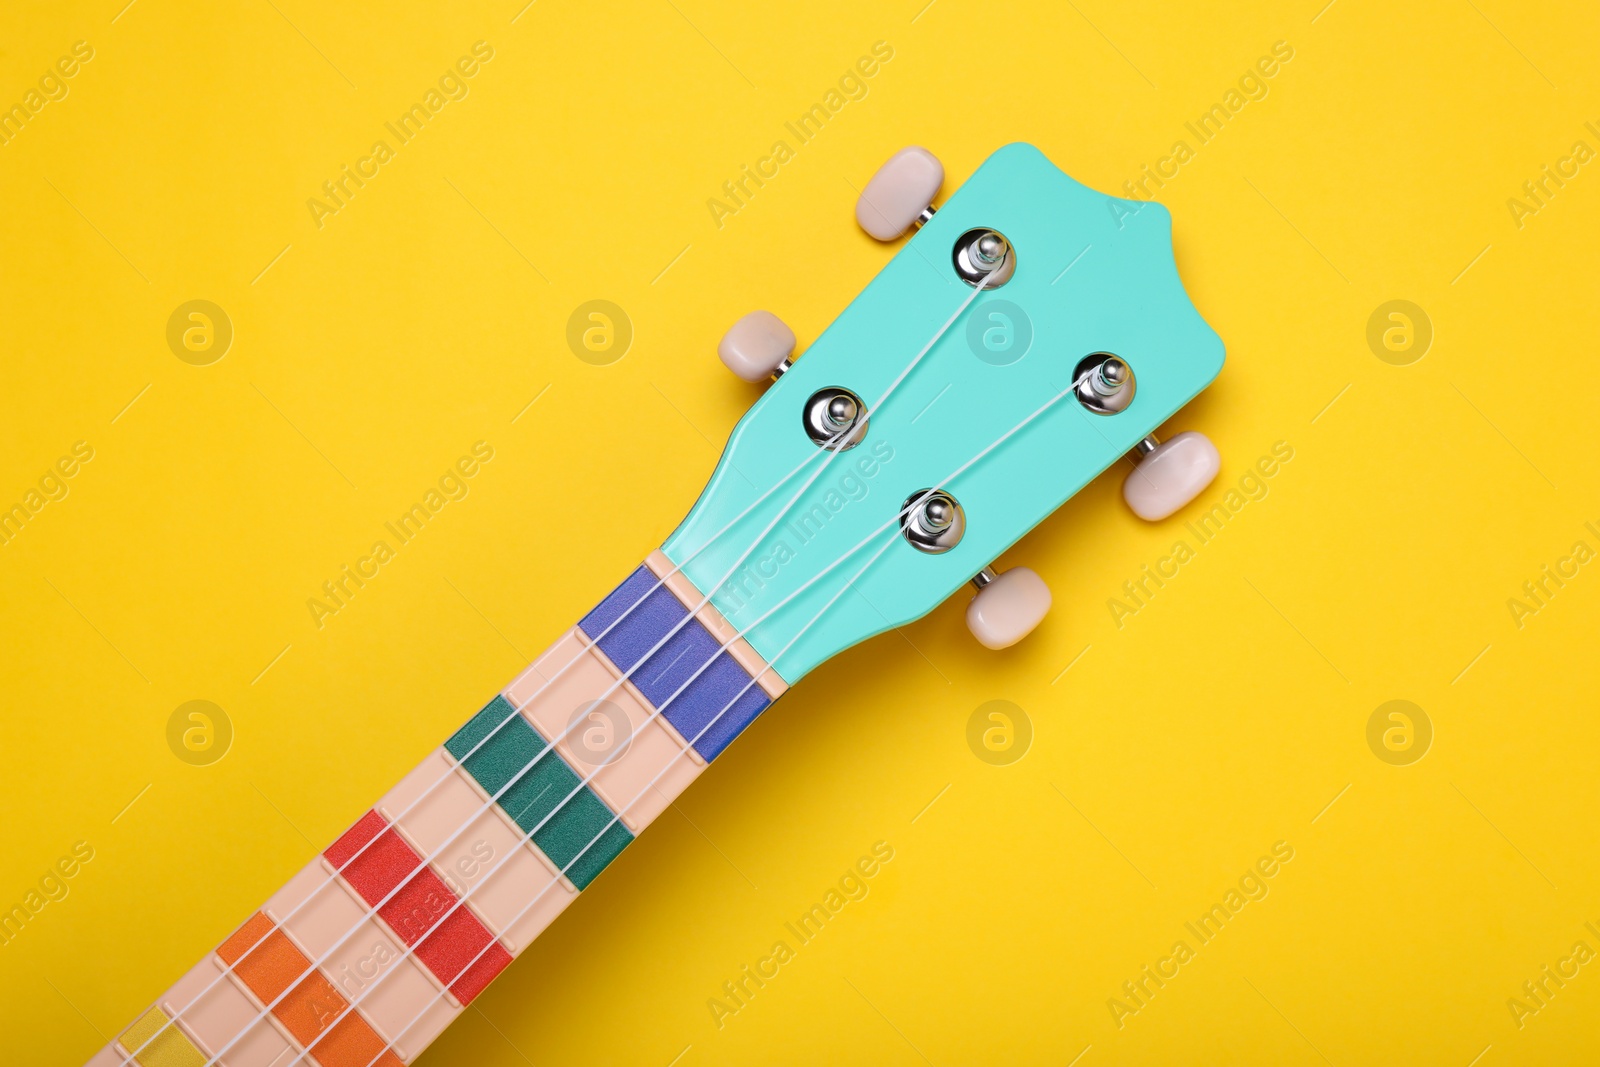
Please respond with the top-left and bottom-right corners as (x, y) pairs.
(664, 143), (1224, 684)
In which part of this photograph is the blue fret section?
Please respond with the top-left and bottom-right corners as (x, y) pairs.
(579, 566), (772, 761)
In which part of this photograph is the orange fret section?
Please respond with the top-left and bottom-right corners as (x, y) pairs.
(216, 912), (404, 1067)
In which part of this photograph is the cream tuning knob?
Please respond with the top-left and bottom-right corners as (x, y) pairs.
(966, 567), (1051, 649)
(855, 147), (944, 241)
(1122, 431), (1221, 521)
(718, 310), (796, 382)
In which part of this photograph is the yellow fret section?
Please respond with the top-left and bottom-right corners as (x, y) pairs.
(117, 1009), (205, 1067)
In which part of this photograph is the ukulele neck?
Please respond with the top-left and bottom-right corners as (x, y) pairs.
(90, 551), (786, 1067)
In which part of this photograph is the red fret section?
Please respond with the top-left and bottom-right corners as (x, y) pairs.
(216, 912), (404, 1067)
(325, 809), (512, 1003)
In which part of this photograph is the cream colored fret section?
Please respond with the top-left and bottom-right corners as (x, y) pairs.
(158, 959), (295, 1066)
(378, 749), (577, 954)
(264, 858), (458, 1061)
(506, 628), (704, 833)
(160, 959), (297, 1067)
(89, 956), (295, 1067)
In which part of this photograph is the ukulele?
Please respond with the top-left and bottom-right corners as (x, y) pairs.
(89, 142), (1224, 1067)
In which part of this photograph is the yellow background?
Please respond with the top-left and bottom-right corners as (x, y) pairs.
(3, 0), (1598, 1063)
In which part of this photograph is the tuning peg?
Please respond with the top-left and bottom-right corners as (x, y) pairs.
(718, 310), (796, 382)
(1122, 431), (1221, 520)
(855, 147), (944, 241)
(966, 566), (1051, 650)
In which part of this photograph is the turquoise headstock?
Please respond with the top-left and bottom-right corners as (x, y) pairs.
(663, 143), (1224, 684)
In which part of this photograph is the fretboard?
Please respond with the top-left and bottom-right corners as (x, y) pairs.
(87, 551), (786, 1067)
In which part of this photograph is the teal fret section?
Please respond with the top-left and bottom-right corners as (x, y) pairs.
(446, 696), (633, 890)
